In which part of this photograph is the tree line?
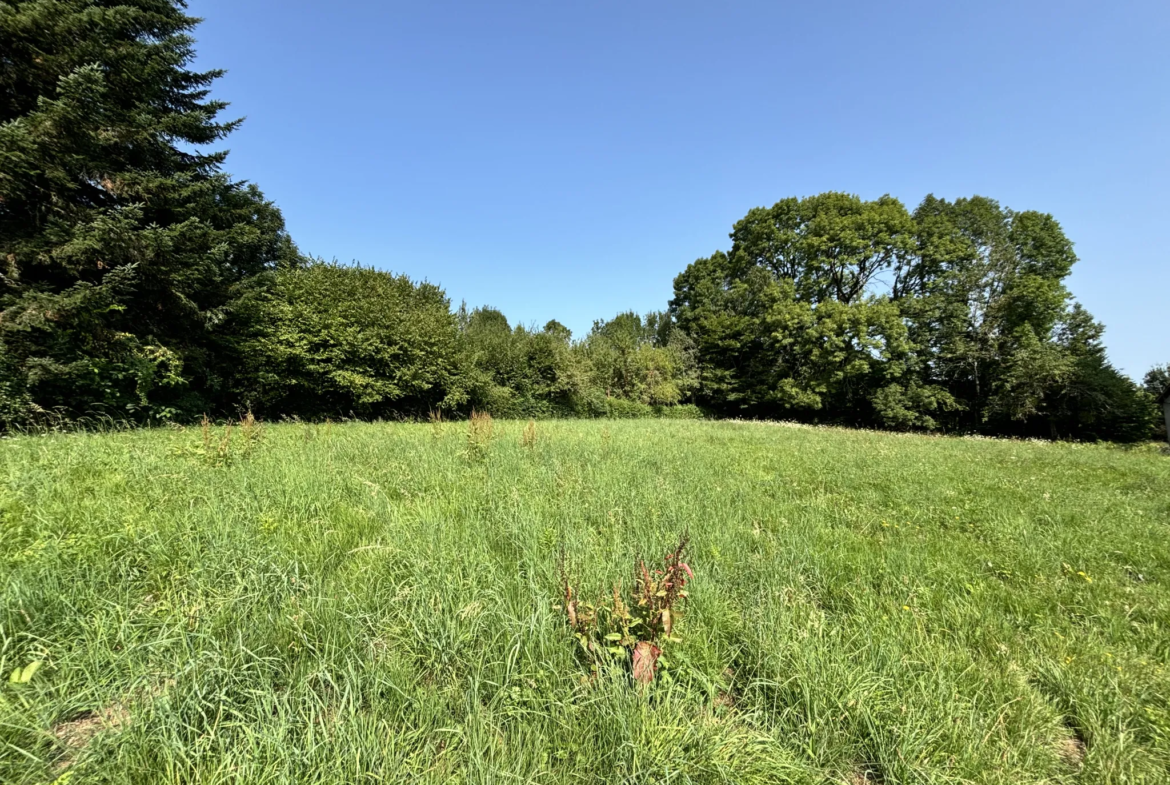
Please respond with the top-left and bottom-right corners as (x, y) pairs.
(672, 193), (1164, 441)
(1, 1), (1164, 440)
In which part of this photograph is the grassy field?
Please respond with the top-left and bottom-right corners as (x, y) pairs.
(1, 419), (1168, 784)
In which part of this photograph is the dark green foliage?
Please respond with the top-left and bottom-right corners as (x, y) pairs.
(653, 403), (704, 419)
(1144, 364), (1170, 399)
(584, 311), (697, 407)
(672, 194), (954, 428)
(237, 262), (460, 419)
(600, 398), (655, 419)
(0, 0), (297, 428)
(456, 306), (592, 417)
(452, 307), (699, 419)
(904, 198), (1151, 440)
(904, 196), (1080, 428)
(1142, 364), (1169, 441)
(671, 192), (1155, 442)
(727, 192), (917, 304)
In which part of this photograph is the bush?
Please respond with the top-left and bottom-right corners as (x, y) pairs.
(237, 262), (461, 418)
(456, 309), (593, 417)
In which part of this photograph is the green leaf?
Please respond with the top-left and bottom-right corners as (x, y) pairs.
(20, 661), (41, 683)
(604, 633), (622, 641)
(9, 660), (41, 684)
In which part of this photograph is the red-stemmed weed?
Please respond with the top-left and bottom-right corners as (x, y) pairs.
(558, 534), (693, 684)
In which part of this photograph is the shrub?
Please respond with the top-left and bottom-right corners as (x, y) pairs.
(237, 262), (461, 419)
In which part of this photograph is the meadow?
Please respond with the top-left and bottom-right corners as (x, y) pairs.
(1, 418), (1168, 784)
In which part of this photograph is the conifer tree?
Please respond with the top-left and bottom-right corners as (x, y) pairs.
(0, 0), (297, 426)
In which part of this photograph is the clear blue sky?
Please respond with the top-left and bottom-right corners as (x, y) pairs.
(188, 0), (1168, 379)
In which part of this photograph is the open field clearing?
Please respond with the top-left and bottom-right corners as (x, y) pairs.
(1, 420), (1168, 784)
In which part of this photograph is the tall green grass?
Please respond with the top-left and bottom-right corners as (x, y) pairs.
(1, 420), (1168, 783)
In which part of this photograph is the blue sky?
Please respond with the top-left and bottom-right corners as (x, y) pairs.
(188, 0), (1168, 379)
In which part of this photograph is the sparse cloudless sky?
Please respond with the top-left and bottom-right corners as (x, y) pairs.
(187, 0), (1168, 378)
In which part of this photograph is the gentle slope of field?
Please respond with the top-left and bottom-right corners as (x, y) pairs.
(1, 420), (1168, 784)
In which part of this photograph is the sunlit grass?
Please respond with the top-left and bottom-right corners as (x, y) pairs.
(1, 420), (1168, 783)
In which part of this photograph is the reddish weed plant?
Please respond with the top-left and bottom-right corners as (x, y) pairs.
(559, 535), (693, 684)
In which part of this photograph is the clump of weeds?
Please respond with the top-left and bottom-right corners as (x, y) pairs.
(175, 412), (264, 467)
(239, 410), (263, 454)
(464, 410), (494, 461)
(558, 534), (693, 685)
(202, 415), (233, 466)
(522, 419), (537, 451)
